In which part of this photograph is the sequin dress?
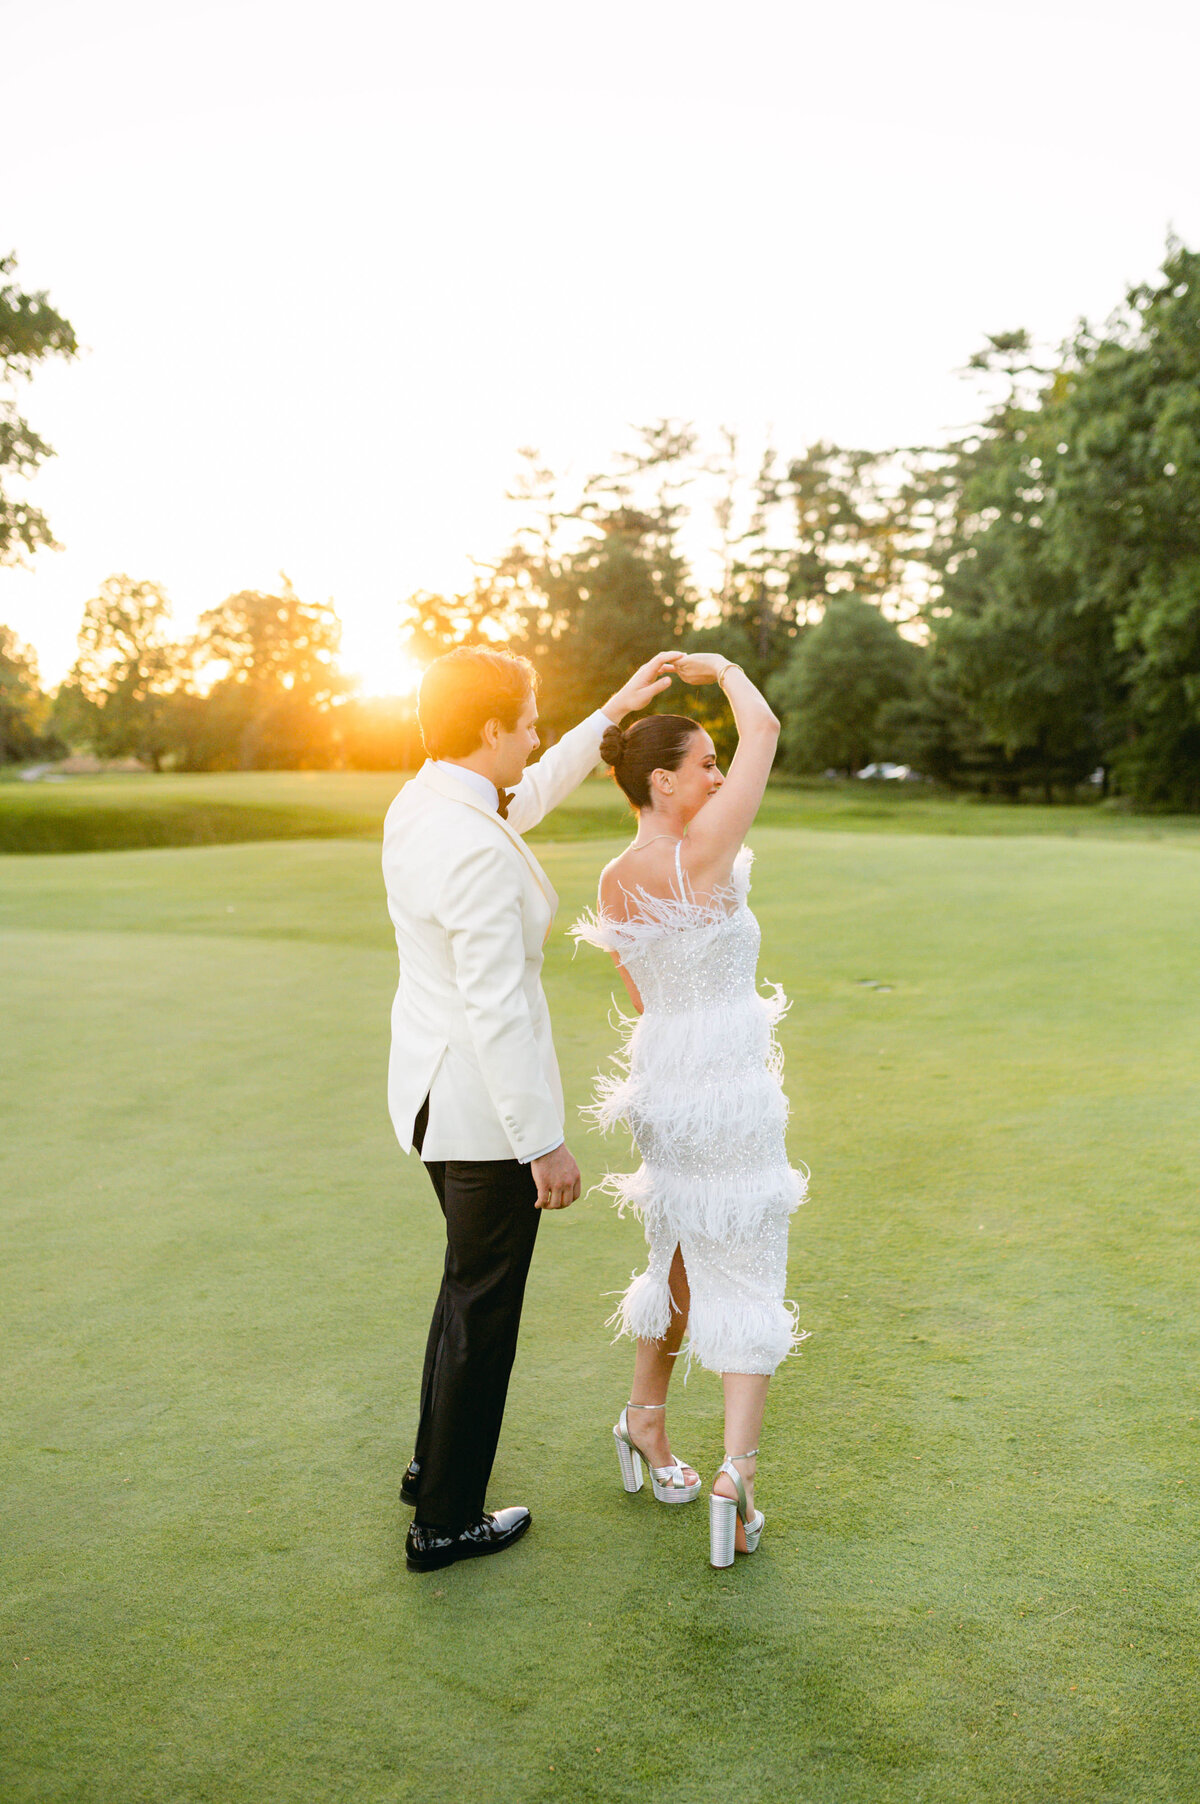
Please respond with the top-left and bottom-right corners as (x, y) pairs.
(572, 844), (807, 1376)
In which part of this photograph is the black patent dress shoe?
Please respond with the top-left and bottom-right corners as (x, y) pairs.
(399, 1459), (421, 1507)
(405, 1505), (532, 1573)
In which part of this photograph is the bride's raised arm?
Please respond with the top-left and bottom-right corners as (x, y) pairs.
(675, 653), (780, 885)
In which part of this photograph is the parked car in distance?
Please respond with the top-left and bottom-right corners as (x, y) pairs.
(855, 762), (921, 782)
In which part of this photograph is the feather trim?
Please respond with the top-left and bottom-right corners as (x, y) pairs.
(684, 1295), (810, 1377)
(592, 1159), (807, 1244)
(587, 1067), (788, 1134)
(604, 1270), (808, 1376)
(603, 1266), (675, 1344)
(570, 845), (755, 958)
(584, 985), (791, 1114)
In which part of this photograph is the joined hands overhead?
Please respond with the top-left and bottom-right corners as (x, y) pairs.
(602, 652), (684, 723)
(602, 650), (742, 721)
(670, 652), (733, 686)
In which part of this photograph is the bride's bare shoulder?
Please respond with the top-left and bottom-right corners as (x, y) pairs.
(599, 843), (681, 921)
(599, 852), (637, 921)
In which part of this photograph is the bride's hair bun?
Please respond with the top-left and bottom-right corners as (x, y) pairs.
(599, 723), (626, 768)
(604, 714), (703, 810)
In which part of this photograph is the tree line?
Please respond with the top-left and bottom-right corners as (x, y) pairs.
(1, 574), (425, 771)
(4, 240), (1200, 806)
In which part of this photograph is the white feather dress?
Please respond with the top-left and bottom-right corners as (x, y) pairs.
(572, 843), (807, 1376)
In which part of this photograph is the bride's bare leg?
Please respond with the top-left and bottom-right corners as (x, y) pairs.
(626, 1245), (697, 1479)
(713, 1372), (770, 1548)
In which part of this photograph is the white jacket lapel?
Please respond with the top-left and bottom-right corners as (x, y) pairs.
(415, 762), (559, 916)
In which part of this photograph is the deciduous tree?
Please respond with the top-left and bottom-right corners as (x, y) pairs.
(194, 578), (345, 768)
(504, 422), (698, 735)
(61, 575), (180, 768)
(0, 254), (77, 565)
(767, 594), (921, 775)
(1051, 243), (1200, 806)
(0, 625), (57, 762)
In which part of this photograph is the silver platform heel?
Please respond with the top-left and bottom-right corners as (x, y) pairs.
(709, 1449), (764, 1568)
(613, 1403), (702, 1505)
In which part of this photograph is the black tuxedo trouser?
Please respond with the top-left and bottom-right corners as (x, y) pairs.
(410, 1097), (541, 1534)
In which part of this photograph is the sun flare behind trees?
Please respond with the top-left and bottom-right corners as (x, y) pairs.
(5, 240), (1200, 807)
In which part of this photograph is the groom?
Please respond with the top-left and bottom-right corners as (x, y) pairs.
(383, 644), (680, 1572)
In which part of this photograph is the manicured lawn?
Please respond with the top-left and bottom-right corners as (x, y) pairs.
(3, 823), (1200, 1802)
(5, 766), (1200, 853)
(0, 770), (391, 853)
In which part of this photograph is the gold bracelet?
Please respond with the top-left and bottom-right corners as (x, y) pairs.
(717, 662), (741, 691)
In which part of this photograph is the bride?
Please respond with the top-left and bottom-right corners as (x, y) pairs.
(573, 652), (808, 1569)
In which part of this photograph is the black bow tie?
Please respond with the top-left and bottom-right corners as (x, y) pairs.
(497, 788), (514, 820)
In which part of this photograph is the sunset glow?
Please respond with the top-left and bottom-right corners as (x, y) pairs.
(341, 633), (426, 700)
(1, 0), (1197, 699)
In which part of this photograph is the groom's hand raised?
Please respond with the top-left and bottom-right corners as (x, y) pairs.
(531, 1143), (582, 1211)
(601, 651), (683, 724)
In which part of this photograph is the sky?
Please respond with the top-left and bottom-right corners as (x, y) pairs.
(3, 0), (1199, 692)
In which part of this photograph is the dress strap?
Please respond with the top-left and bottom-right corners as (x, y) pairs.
(673, 838), (686, 895)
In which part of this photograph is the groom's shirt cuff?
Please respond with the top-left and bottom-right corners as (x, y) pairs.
(520, 1140), (562, 1165)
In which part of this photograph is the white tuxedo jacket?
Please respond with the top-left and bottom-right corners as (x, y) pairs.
(382, 714), (607, 1162)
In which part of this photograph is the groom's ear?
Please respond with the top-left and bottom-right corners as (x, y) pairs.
(480, 717), (504, 750)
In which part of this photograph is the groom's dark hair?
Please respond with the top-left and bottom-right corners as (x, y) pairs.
(418, 646), (539, 758)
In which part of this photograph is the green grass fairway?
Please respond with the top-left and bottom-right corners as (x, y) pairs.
(3, 824), (1200, 1802)
(6, 767), (1200, 853)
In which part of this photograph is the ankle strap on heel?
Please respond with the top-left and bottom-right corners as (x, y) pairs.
(626, 1401), (666, 1410)
(718, 1451), (758, 1521)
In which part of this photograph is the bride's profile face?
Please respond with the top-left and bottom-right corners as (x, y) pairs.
(655, 728), (724, 821)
